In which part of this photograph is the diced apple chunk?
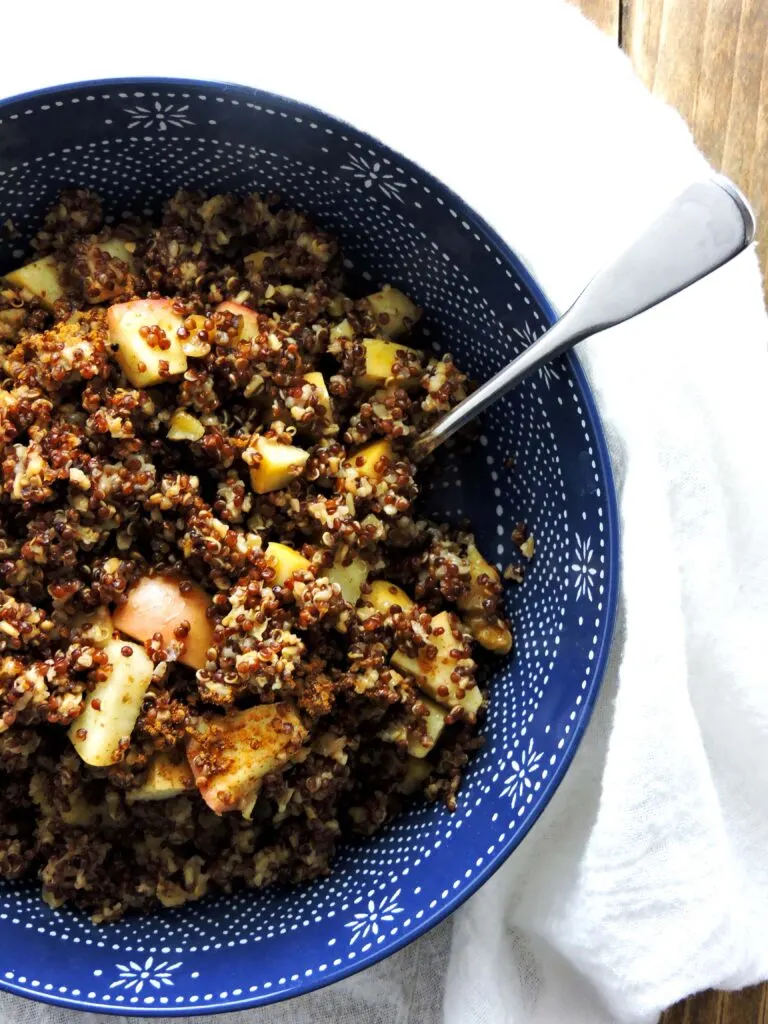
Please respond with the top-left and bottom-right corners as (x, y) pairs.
(0, 306), (25, 335)
(113, 575), (213, 671)
(80, 238), (138, 304)
(187, 703), (307, 815)
(323, 554), (369, 605)
(356, 339), (421, 390)
(378, 694), (447, 757)
(100, 237), (136, 267)
(244, 250), (278, 274)
(303, 371), (334, 432)
(107, 298), (187, 387)
(4, 255), (65, 311)
(127, 749), (196, 802)
(178, 314), (213, 358)
(400, 755), (432, 794)
(457, 542), (513, 655)
(264, 542), (311, 585)
(266, 284), (303, 305)
(406, 696), (448, 757)
(327, 294), (347, 318)
(457, 542), (497, 616)
(329, 318), (354, 346)
(463, 616), (512, 654)
(70, 606), (114, 648)
(361, 580), (415, 617)
(246, 435), (309, 494)
(363, 286), (420, 338)
(68, 639), (154, 767)
(167, 409), (205, 442)
(216, 300), (261, 339)
(344, 438), (394, 481)
(392, 611), (482, 719)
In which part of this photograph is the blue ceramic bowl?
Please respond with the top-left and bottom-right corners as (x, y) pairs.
(0, 78), (618, 1016)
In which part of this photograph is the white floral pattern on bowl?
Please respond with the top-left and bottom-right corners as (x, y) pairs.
(109, 958), (183, 995)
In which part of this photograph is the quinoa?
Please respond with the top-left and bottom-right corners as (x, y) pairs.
(0, 189), (519, 922)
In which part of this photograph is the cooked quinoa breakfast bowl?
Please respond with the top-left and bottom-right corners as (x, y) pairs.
(0, 186), (524, 923)
(0, 80), (620, 1016)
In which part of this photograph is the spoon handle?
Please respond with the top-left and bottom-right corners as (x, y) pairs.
(412, 176), (755, 460)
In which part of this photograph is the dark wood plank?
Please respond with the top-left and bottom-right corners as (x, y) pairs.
(661, 989), (725, 1024)
(721, 983), (768, 1024)
(663, 982), (768, 1024)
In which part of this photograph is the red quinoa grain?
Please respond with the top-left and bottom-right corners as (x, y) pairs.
(0, 187), (518, 923)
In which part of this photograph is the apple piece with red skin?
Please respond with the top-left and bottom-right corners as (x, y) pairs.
(113, 575), (214, 671)
(216, 300), (261, 340)
(187, 703), (307, 815)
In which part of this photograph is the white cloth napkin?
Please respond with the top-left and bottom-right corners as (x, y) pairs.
(2, 1), (768, 1022)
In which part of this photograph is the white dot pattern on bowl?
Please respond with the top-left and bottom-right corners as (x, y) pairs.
(0, 80), (617, 1016)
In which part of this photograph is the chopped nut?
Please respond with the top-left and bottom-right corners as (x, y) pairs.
(520, 535), (535, 559)
(167, 409), (205, 441)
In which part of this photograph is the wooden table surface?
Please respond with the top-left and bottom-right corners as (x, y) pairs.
(572, 1), (768, 1020)
(575, 0), (768, 302)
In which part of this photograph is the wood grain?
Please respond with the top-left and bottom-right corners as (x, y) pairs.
(660, 984), (768, 1024)
(621, 0), (768, 296)
(723, 985), (768, 1024)
(566, 3), (768, 1019)
(573, 0), (768, 298)
(660, 989), (726, 1024)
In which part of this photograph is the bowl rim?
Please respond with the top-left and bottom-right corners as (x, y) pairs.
(0, 75), (620, 1018)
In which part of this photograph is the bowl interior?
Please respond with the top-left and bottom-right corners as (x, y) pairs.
(0, 78), (618, 1016)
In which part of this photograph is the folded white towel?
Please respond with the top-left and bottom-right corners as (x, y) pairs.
(2, 2), (767, 1022)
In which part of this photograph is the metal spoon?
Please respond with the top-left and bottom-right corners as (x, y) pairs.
(412, 176), (755, 461)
